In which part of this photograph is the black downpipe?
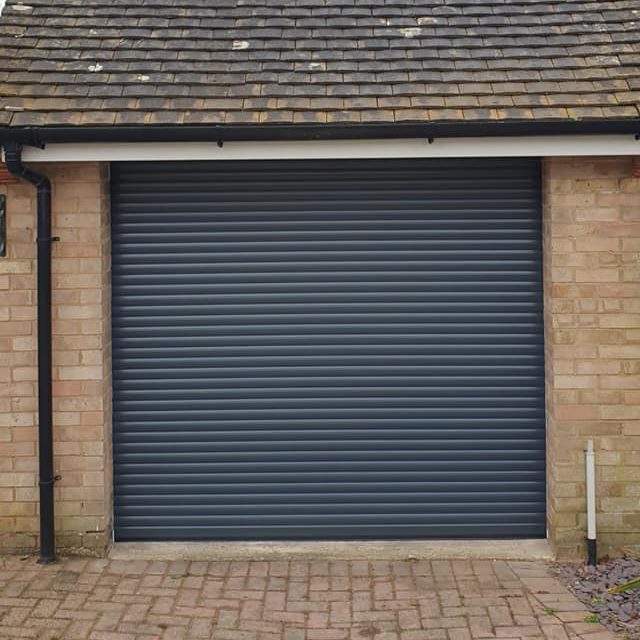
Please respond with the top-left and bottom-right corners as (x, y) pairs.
(3, 143), (56, 564)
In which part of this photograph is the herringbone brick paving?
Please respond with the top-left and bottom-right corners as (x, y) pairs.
(0, 556), (615, 640)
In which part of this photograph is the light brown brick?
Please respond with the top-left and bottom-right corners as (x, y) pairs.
(544, 156), (640, 561)
(0, 162), (111, 555)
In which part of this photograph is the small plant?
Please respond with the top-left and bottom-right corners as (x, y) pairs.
(544, 607), (556, 615)
(591, 596), (605, 605)
(584, 614), (600, 624)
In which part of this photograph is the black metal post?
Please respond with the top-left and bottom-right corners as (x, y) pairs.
(587, 539), (597, 566)
(3, 143), (56, 563)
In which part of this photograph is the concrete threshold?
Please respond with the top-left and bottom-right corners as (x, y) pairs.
(110, 539), (553, 562)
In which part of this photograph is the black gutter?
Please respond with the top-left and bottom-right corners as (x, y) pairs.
(1, 118), (639, 147)
(3, 143), (56, 564)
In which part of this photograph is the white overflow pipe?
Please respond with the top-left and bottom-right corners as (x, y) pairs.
(585, 440), (597, 565)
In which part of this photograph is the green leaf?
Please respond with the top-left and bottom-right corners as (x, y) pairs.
(608, 577), (640, 594)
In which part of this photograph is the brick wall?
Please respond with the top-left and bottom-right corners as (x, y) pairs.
(0, 162), (112, 554)
(544, 156), (640, 560)
(1, 156), (639, 559)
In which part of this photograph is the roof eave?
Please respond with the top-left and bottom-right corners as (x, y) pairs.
(1, 119), (639, 147)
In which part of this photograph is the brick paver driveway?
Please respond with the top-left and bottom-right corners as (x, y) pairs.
(0, 556), (614, 640)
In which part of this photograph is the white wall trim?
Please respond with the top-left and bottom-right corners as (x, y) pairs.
(19, 135), (640, 162)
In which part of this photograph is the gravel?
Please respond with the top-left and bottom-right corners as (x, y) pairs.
(553, 556), (640, 638)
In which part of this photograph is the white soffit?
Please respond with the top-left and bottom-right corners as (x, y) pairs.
(19, 135), (640, 162)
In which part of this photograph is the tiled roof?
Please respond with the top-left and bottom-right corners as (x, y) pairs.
(0, 0), (639, 128)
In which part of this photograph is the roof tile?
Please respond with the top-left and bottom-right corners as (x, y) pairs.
(0, 0), (638, 128)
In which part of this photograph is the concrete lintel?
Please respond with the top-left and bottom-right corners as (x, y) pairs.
(110, 539), (553, 562)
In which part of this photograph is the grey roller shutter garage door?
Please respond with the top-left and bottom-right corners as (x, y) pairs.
(111, 158), (545, 541)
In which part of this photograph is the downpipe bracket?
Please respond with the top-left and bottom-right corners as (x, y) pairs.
(38, 475), (61, 487)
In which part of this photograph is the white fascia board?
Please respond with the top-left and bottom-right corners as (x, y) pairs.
(20, 135), (640, 162)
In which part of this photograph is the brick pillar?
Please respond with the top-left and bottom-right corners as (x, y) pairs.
(0, 162), (112, 554)
(544, 156), (640, 560)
